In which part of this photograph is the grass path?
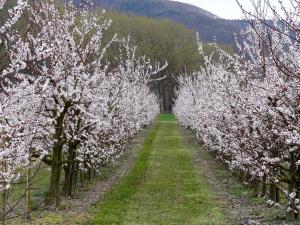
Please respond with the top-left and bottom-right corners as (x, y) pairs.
(91, 114), (225, 225)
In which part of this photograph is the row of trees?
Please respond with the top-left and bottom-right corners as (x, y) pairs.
(0, 0), (163, 220)
(174, 0), (300, 221)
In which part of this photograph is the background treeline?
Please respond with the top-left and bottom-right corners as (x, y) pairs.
(104, 11), (202, 112)
(70, 0), (248, 44)
(102, 11), (233, 111)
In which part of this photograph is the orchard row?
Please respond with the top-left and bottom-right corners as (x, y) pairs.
(0, 0), (163, 219)
(175, 0), (300, 221)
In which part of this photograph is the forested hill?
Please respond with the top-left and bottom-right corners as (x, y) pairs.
(71, 0), (247, 44)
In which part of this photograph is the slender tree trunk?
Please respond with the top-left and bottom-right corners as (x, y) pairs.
(46, 144), (63, 208)
(69, 159), (78, 196)
(270, 184), (277, 202)
(93, 168), (96, 178)
(261, 175), (267, 197)
(238, 170), (245, 183)
(62, 164), (71, 197)
(73, 163), (79, 192)
(252, 178), (259, 197)
(62, 143), (77, 197)
(88, 167), (92, 181)
(157, 81), (162, 112)
(162, 83), (166, 112)
(2, 189), (6, 225)
(276, 186), (280, 203)
(26, 157), (31, 219)
(287, 152), (297, 221)
(80, 171), (84, 188)
(287, 181), (296, 221)
(2, 161), (7, 225)
(295, 163), (300, 219)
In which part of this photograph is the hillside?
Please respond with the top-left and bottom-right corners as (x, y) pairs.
(71, 0), (247, 44)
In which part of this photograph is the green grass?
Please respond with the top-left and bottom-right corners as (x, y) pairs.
(182, 129), (300, 224)
(159, 113), (176, 122)
(90, 121), (158, 224)
(4, 163), (51, 214)
(91, 114), (225, 225)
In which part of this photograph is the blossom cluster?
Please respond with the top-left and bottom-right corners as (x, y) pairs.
(0, 0), (28, 45)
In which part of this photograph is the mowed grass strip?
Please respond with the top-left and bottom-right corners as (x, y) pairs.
(159, 113), (176, 122)
(91, 114), (225, 225)
(90, 121), (158, 225)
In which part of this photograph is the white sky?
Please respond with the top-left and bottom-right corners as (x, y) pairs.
(172, 0), (293, 19)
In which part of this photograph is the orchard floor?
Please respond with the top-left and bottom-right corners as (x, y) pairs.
(91, 114), (225, 225)
(11, 114), (299, 224)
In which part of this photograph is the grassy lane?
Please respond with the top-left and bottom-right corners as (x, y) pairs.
(90, 121), (159, 224)
(91, 114), (225, 225)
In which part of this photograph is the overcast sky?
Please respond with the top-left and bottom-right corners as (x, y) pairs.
(172, 0), (293, 19)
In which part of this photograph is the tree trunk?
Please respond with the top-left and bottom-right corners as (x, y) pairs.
(286, 152), (297, 221)
(162, 83), (166, 112)
(287, 181), (296, 221)
(294, 162), (300, 219)
(276, 186), (280, 203)
(62, 164), (71, 197)
(261, 175), (267, 197)
(69, 162), (78, 196)
(270, 184), (276, 202)
(26, 157), (31, 219)
(2, 161), (7, 225)
(46, 144), (63, 208)
(2, 189), (6, 225)
(73, 163), (79, 192)
(93, 168), (96, 178)
(80, 171), (84, 188)
(238, 170), (245, 183)
(88, 167), (92, 181)
(252, 178), (259, 197)
(62, 142), (77, 197)
(45, 103), (70, 208)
